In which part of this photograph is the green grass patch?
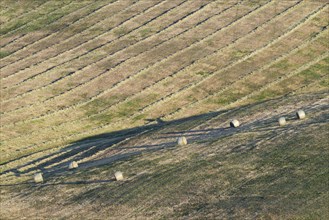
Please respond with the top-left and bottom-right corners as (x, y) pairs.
(139, 28), (152, 38)
(299, 68), (322, 81)
(214, 90), (245, 105)
(318, 78), (329, 87)
(0, 50), (12, 59)
(253, 89), (282, 102)
(195, 71), (211, 77)
(83, 97), (120, 116)
(132, 114), (146, 122)
(1, 1), (89, 35)
(115, 99), (143, 117)
(231, 49), (251, 59)
(271, 59), (291, 71)
(0, 1), (65, 35)
(0, 20), (25, 35)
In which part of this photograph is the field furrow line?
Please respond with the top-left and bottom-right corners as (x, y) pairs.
(1, 0), (300, 147)
(0, 1), (98, 66)
(164, 26), (328, 120)
(0, 0), (101, 52)
(0, 0), (200, 97)
(132, 2), (318, 113)
(80, 1), (322, 120)
(0, 0), (133, 69)
(0, 0), (270, 131)
(60, 27), (328, 145)
(0, 1), (192, 106)
(0, 0), (302, 132)
(199, 55), (329, 128)
(266, 58), (329, 98)
(1, 0), (197, 99)
(0, 1), (49, 25)
(0, 0), (247, 118)
(0, 0), (120, 66)
(0, 0), (166, 80)
(233, 53), (329, 104)
(0, 1), (56, 26)
(1, 0), (326, 164)
(0, 0), (195, 112)
(187, 53), (327, 121)
(0, 1), (80, 47)
(169, 55), (328, 127)
(0, 0), (59, 47)
(0, 94), (325, 175)
(138, 5), (328, 119)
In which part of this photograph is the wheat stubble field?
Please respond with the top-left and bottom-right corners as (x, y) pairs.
(0, 0), (328, 219)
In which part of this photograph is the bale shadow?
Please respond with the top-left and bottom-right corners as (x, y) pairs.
(1, 92), (327, 183)
(0, 108), (230, 178)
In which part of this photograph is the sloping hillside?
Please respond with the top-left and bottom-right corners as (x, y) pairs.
(1, 93), (328, 219)
(0, 0), (328, 219)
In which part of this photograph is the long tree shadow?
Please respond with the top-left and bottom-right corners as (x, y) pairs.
(1, 92), (328, 184)
(0, 107), (232, 178)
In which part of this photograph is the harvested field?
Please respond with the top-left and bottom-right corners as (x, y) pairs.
(0, 0), (328, 219)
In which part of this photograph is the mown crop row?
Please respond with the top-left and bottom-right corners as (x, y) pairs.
(0, 0), (246, 118)
(1, 0), (206, 100)
(0, 0), (272, 150)
(0, 1), (90, 49)
(1, 0), (327, 169)
(0, 0), (118, 66)
(0, 0), (312, 132)
(1, 0), (322, 153)
(27, 20), (327, 151)
(117, 17), (328, 132)
(0, 1), (49, 25)
(1, 0), (318, 130)
(196, 58), (328, 130)
(0, 1), (69, 46)
(140, 2), (327, 120)
(164, 22), (328, 119)
(0, 0), (142, 72)
(0, 0), (163, 79)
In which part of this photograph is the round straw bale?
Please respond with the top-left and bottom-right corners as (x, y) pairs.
(296, 110), (306, 119)
(34, 173), (43, 183)
(115, 171), (124, 181)
(230, 119), (240, 128)
(278, 117), (286, 126)
(177, 136), (187, 146)
(69, 161), (78, 169)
